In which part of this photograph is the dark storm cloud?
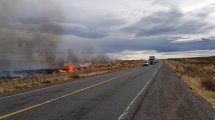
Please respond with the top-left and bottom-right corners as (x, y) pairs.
(98, 37), (215, 53)
(122, 8), (215, 37)
(0, 0), (127, 39)
(2, 21), (112, 39)
(2, 14), (126, 38)
(37, 16), (126, 38)
(36, 23), (108, 38)
(38, 15), (126, 38)
(97, 6), (215, 53)
(100, 35), (215, 54)
(0, 0), (62, 24)
(190, 3), (215, 18)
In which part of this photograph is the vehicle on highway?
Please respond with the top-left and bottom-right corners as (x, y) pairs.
(155, 60), (159, 63)
(142, 60), (149, 66)
(148, 56), (156, 65)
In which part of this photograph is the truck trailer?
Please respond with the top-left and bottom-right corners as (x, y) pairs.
(148, 56), (156, 65)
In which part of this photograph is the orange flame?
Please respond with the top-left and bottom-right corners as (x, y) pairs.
(63, 64), (77, 72)
(59, 64), (77, 73)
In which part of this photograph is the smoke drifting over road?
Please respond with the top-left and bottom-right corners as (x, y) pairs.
(0, 0), (110, 71)
(0, 0), (62, 70)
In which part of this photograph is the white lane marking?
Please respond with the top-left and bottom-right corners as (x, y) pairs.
(118, 64), (162, 120)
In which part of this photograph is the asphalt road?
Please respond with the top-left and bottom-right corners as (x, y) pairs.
(0, 61), (214, 120)
(0, 61), (161, 120)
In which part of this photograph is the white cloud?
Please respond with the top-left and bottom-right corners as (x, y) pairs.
(108, 50), (215, 60)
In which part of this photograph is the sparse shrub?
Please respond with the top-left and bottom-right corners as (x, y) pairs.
(166, 56), (215, 109)
(31, 82), (39, 87)
(68, 74), (80, 79)
(42, 80), (51, 84)
(201, 79), (215, 92)
(14, 84), (30, 90)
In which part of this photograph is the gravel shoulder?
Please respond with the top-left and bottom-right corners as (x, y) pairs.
(134, 63), (215, 120)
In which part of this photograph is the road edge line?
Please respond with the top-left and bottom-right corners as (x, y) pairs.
(118, 62), (163, 120)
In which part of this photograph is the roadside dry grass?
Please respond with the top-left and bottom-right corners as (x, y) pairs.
(0, 60), (142, 94)
(165, 56), (215, 109)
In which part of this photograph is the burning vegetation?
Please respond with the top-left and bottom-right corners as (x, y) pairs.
(0, 1), (142, 94)
(58, 64), (78, 73)
(0, 60), (142, 94)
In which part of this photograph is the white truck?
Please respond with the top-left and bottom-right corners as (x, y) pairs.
(148, 56), (156, 65)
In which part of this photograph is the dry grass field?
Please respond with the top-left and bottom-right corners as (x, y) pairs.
(165, 56), (215, 109)
(0, 60), (142, 94)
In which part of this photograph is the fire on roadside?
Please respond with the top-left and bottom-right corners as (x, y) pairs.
(93, 64), (108, 68)
(59, 64), (77, 73)
(58, 62), (112, 74)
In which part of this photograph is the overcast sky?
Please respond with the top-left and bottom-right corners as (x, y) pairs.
(0, 0), (215, 60)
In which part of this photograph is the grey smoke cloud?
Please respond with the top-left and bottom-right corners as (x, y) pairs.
(0, 0), (111, 70)
(0, 0), (64, 69)
(37, 23), (108, 38)
(0, 0), (62, 24)
(0, 0), (126, 38)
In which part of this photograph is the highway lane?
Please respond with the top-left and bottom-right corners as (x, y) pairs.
(0, 62), (162, 120)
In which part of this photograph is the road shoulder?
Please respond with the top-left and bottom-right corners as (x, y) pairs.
(134, 63), (215, 120)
